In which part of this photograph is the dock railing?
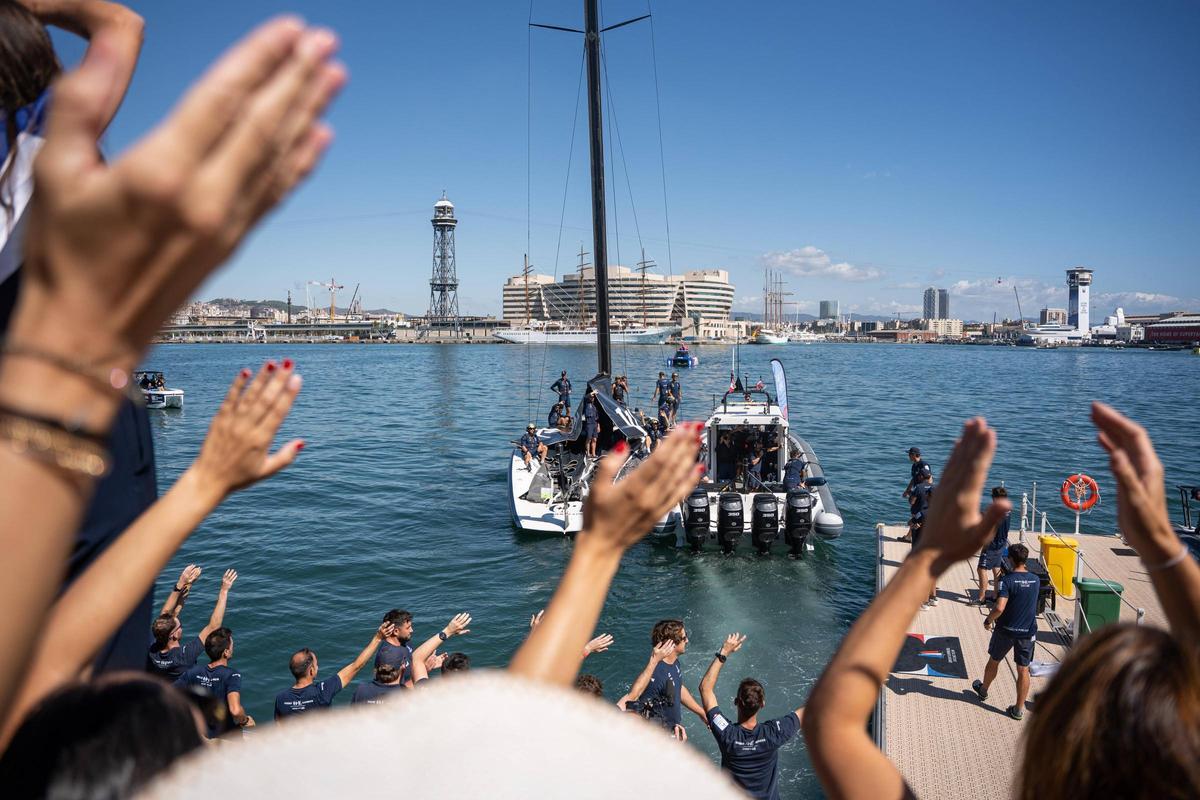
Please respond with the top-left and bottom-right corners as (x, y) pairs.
(1016, 489), (1146, 636)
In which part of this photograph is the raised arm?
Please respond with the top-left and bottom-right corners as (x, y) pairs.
(411, 613), (471, 667)
(626, 641), (674, 704)
(680, 686), (708, 723)
(19, 0), (144, 132)
(199, 569), (238, 642)
(700, 633), (744, 712)
(1093, 402), (1200, 643)
(1, 364), (302, 746)
(510, 424), (703, 685)
(160, 563), (200, 617)
(336, 622), (393, 688)
(0, 16), (342, 720)
(803, 418), (1009, 800)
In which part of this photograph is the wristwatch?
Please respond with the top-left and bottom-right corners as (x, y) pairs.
(714, 652), (727, 663)
(438, 631), (449, 642)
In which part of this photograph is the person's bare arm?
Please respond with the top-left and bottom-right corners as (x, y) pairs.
(2, 365), (302, 747)
(411, 613), (471, 667)
(336, 622), (394, 688)
(983, 596), (1008, 630)
(199, 569), (238, 642)
(0, 16), (342, 722)
(1093, 402), (1200, 644)
(803, 418), (1009, 800)
(510, 425), (703, 685)
(160, 563), (200, 617)
(226, 690), (251, 727)
(17, 0), (144, 133)
(626, 641), (674, 703)
(681, 685), (708, 723)
(700, 633), (744, 712)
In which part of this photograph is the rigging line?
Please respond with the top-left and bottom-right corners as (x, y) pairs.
(597, 19), (629, 379)
(526, 0), (534, 423)
(540, 45), (588, 408)
(647, 1), (674, 279)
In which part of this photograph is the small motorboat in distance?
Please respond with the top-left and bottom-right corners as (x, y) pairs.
(667, 344), (698, 368)
(135, 370), (184, 410)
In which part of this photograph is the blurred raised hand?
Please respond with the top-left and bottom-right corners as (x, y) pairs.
(582, 633), (613, 658)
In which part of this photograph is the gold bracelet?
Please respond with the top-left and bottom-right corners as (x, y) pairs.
(0, 413), (111, 478)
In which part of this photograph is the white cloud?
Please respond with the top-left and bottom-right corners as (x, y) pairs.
(847, 297), (922, 316)
(762, 246), (883, 282)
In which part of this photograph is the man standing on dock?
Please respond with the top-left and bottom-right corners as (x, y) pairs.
(973, 542), (1039, 720)
(902, 446), (926, 499)
(972, 487), (1011, 605)
(551, 370), (572, 411)
(699, 633), (802, 800)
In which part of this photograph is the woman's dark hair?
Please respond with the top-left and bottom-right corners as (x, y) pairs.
(0, 0), (60, 213)
(442, 652), (471, 673)
(1018, 624), (1200, 799)
(0, 673), (204, 799)
(374, 662), (401, 684)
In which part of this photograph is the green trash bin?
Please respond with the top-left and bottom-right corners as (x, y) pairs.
(1074, 577), (1124, 634)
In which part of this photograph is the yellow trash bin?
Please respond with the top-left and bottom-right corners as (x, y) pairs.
(1039, 535), (1079, 599)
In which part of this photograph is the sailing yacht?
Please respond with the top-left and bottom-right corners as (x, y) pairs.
(506, 0), (679, 535)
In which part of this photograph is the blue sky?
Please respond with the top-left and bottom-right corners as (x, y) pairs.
(52, 1), (1200, 320)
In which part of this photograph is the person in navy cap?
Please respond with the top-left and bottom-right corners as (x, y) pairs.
(902, 447), (926, 499)
(518, 423), (547, 469)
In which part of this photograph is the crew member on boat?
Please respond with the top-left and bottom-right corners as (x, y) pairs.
(548, 403), (563, 430)
(651, 371), (671, 415)
(783, 448), (806, 491)
(612, 375), (628, 407)
(583, 391), (600, 458)
(518, 424), (547, 469)
(551, 371), (572, 410)
(669, 372), (682, 425)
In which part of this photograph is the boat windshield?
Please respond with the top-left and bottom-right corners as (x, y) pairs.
(709, 421), (785, 492)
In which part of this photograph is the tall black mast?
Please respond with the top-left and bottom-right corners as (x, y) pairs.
(584, 0), (611, 376)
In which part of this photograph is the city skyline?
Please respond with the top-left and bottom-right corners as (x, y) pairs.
(57, 1), (1200, 321)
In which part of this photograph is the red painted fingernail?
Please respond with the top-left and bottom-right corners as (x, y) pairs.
(266, 361), (277, 372)
(240, 368), (251, 379)
(296, 440), (305, 451)
(614, 441), (627, 454)
(283, 358), (294, 369)
(697, 464), (707, 474)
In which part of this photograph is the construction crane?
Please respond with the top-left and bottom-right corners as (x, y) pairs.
(347, 283), (361, 319)
(1013, 285), (1024, 325)
(309, 277), (344, 322)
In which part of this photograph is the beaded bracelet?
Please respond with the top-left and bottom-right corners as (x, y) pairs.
(0, 338), (143, 404)
(0, 413), (111, 478)
(1145, 545), (1190, 573)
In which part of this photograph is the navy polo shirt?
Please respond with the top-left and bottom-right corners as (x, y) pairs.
(174, 663), (242, 738)
(707, 707), (801, 800)
(985, 512), (1011, 552)
(146, 636), (204, 682)
(783, 459), (805, 491)
(351, 680), (405, 705)
(996, 571), (1040, 637)
(584, 402), (598, 424)
(519, 432), (541, 453)
(669, 380), (681, 400)
(634, 660), (682, 728)
(656, 377), (672, 398)
(910, 482), (933, 521)
(274, 674), (344, 719)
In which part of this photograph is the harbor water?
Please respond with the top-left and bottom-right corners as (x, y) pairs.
(147, 342), (1198, 795)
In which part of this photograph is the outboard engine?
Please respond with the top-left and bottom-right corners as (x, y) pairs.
(784, 489), (814, 558)
(750, 493), (779, 555)
(716, 492), (744, 555)
(682, 488), (710, 553)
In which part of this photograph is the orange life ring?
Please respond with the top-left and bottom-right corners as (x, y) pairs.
(1061, 473), (1099, 512)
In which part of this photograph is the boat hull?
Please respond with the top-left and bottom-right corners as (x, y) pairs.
(143, 389), (184, 409)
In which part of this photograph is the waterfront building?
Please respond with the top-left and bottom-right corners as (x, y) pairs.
(937, 289), (949, 319)
(1144, 314), (1200, 344)
(1040, 307), (1067, 326)
(819, 299), (839, 320)
(922, 288), (936, 320)
(1066, 267), (1093, 332)
(922, 318), (963, 337)
(500, 266), (734, 328)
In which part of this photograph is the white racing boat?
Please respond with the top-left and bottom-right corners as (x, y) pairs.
(135, 370), (184, 410)
(679, 358), (843, 555)
(508, 376), (680, 535)
(496, 324), (677, 345)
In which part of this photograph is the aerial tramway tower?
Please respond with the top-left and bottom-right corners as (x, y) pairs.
(426, 192), (461, 336)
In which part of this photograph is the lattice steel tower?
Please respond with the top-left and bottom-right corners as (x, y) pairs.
(427, 192), (461, 334)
